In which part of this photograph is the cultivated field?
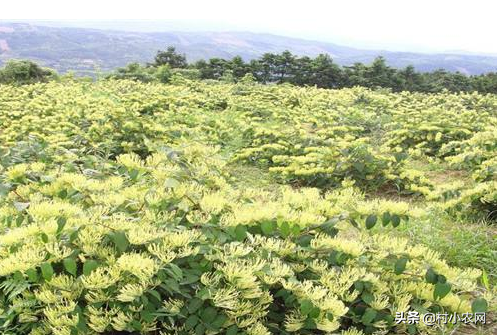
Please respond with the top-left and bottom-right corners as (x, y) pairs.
(0, 78), (495, 334)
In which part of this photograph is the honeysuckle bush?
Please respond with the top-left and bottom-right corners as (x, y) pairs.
(430, 128), (497, 220)
(0, 79), (495, 334)
(0, 146), (490, 335)
(428, 180), (497, 222)
(442, 128), (496, 182)
(383, 92), (496, 157)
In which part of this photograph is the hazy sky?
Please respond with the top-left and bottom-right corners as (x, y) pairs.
(2, 0), (497, 54)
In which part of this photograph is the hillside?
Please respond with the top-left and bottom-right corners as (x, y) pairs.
(1, 22), (497, 75)
(0, 79), (494, 334)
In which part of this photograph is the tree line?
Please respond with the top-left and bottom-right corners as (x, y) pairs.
(145, 47), (497, 93)
(2, 47), (497, 94)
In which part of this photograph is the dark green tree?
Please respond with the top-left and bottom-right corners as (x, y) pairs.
(229, 56), (250, 80)
(344, 62), (369, 87)
(194, 58), (229, 80)
(367, 57), (399, 89)
(397, 65), (423, 91)
(274, 50), (297, 83)
(308, 54), (343, 88)
(291, 56), (313, 86)
(107, 63), (171, 83)
(257, 53), (278, 83)
(153, 47), (188, 68)
(472, 73), (497, 93)
(118, 46), (497, 94)
(0, 60), (57, 85)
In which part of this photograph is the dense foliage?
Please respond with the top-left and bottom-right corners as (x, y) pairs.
(106, 48), (497, 94)
(0, 79), (494, 335)
(4, 47), (497, 94)
(106, 63), (172, 84)
(0, 60), (57, 85)
(191, 52), (497, 94)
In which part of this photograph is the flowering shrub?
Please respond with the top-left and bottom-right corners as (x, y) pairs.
(0, 80), (493, 334)
(431, 128), (497, 219)
(0, 148), (486, 335)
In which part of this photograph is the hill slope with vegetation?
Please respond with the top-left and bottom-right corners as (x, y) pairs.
(0, 76), (495, 334)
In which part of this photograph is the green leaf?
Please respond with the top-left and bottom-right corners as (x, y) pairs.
(195, 323), (206, 335)
(69, 229), (79, 243)
(365, 214), (377, 229)
(300, 299), (314, 315)
(391, 214), (401, 227)
(433, 282), (451, 300)
(425, 268), (438, 284)
(168, 263), (183, 280)
(58, 189), (68, 199)
(394, 258), (408, 275)
(261, 220), (275, 236)
(291, 223), (301, 236)
(200, 306), (217, 323)
(11, 270), (22, 281)
(361, 291), (374, 304)
(471, 298), (488, 313)
(40, 233), (49, 243)
(40, 262), (54, 281)
(309, 307), (320, 319)
(382, 212), (391, 226)
(354, 281), (364, 293)
(56, 217), (67, 235)
(361, 308), (377, 324)
(234, 225), (247, 241)
(131, 320), (142, 331)
(226, 325), (238, 335)
(303, 317), (317, 329)
(148, 289), (161, 302)
(188, 298), (203, 313)
(110, 231), (129, 253)
(129, 169), (139, 180)
(196, 287), (210, 300)
(297, 234), (313, 247)
(280, 221), (291, 238)
(185, 315), (199, 330)
(26, 268), (38, 282)
(211, 314), (228, 328)
(63, 258), (78, 276)
(83, 260), (99, 276)
(141, 310), (155, 323)
(76, 309), (88, 332)
(437, 275), (447, 284)
(162, 279), (180, 293)
(141, 295), (149, 307)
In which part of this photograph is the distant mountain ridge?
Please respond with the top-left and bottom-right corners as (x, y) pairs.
(1, 22), (497, 75)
